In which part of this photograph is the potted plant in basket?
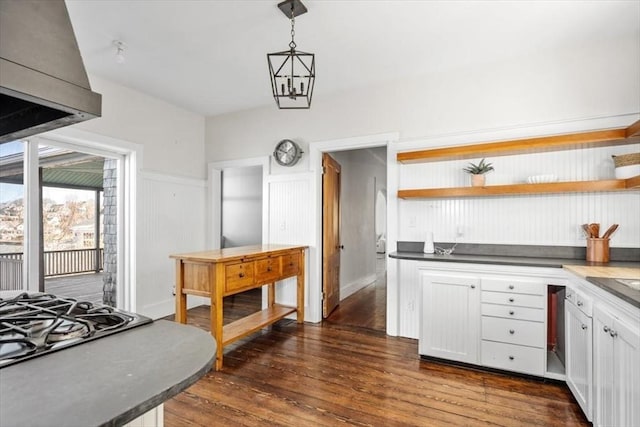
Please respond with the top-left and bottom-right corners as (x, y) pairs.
(463, 158), (494, 187)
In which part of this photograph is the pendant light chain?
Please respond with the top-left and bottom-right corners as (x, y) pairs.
(289, 11), (296, 50)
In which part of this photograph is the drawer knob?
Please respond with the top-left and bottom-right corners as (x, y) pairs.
(267, 267), (272, 272)
(577, 301), (583, 307)
(508, 298), (514, 303)
(581, 324), (588, 330)
(239, 273), (245, 278)
(289, 262), (294, 266)
(509, 356), (515, 361)
(470, 285), (476, 289)
(566, 293), (572, 299)
(509, 310), (515, 315)
(509, 285), (514, 290)
(610, 330), (618, 338)
(509, 329), (515, 334)
(603, 326), (610, 333)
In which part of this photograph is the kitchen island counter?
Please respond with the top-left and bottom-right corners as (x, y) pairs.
(0, 320), (215, 427)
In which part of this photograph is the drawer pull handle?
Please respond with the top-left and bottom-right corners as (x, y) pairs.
(239, 273), (245, 278)
(509, 310), (515, 315)
(603, 326), (610, 333)
(508, 356), (514, 361)
(577, 301), (583, 307)
(509, 285), (514, 290)
(470, 285), (476, 289)
(508, 298), (514, 303)
(581, 324), (588, 330)
(509, 329), (515, 334)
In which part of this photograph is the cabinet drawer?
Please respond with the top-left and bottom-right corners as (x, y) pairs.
(481, 340), (545, 376)
(255, 257), (280, 283)
(481, 303), (545, 322)
(481, 316), (544, 348)
(281, 253), (300, 277)
(482, 277), (544, 295)
(225, 261), (255, 292)
(481, 291), (545, 309)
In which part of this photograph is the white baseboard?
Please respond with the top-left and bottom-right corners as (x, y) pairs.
(139, 295), (209, 320)
(340, 273), (377, 301)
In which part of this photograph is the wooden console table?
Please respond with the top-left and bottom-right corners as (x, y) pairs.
(170, 244), (306, 370)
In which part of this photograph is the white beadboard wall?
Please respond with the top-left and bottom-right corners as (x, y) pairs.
(266, 173), (313, 309)
(136, 172), (207, 319)
(398, 143), (640, 247)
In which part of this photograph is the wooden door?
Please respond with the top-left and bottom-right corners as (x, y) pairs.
(322, 153), (341, 318)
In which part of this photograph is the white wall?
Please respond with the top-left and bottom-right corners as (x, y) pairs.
(205, 35), (639, 164)
(76, 75), (206, 180)
(329, 148), (387, 299)
(69, 75), (208, 318)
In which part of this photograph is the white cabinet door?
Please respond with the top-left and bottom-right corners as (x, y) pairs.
(593, 304), (640, 427)
(419, 272), (480, 364)
(565, 300), (592, 421)
(612, 315), (640, 427)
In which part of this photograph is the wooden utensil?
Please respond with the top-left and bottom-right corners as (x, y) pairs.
(581, 224), (590, 237)
(588, 223), (600, 238)
(602, 224), (619, 239)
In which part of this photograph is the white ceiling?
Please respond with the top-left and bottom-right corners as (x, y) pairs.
(65, 0), (639, 117)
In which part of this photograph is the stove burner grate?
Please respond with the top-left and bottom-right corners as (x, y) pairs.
(0, 292), (151, 368)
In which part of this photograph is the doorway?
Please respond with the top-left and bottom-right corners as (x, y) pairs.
(322, 147), (388, 331)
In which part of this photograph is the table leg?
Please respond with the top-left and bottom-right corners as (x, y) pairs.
(268, 283), (275, 307)
(297, 249), (305, 323)
(175, 260), (187, 324)
(212, 263), (225, 370)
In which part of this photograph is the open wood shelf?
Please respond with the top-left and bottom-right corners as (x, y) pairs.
(222, 303), (296, 345)
(398, 176), (640, 199)
(397, 120), (640, 164)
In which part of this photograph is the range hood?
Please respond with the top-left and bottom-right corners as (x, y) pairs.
(0, 0), (101, 144)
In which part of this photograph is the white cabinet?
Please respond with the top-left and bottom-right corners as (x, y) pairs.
(565, 292), (593, 421)
(480, 276), (546, 376)
(593, 304), (640, 427)
(419, 272), (480, 364)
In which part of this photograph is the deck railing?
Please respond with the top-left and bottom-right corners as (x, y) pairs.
(0, 248), (103, 290)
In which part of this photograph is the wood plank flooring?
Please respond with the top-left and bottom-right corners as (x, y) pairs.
(45, 272), (103, 304)
(164, 285), (588, 427)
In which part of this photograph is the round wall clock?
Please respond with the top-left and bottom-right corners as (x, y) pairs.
(273, 139), (303, 167)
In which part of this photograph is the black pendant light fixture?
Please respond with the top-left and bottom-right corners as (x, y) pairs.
(267, 0), (315, 109)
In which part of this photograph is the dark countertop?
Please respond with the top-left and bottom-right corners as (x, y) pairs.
(585, 277), (640, 309)
(0, 320), (216, 427)
(389, 251), (640, 269)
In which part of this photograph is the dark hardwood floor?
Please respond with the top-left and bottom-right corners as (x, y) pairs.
(164, 279), (588, 426)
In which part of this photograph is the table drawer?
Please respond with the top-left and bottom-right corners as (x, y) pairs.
(481, 291), (545, 309)
(481, 303), (545, 322)
(482, 277), (544, 295)
(481, 340), (545, 376)
(481, 316), (544, 348)
(281, 253), (300, 277)
(255, 257), (280, 283)
(225, 261), (255, 292)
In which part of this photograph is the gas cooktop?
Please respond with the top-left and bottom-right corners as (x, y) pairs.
(0, 293), (152, 369)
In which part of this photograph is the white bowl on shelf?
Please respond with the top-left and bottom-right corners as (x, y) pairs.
(526, 174), (558, 184)
(614, 164), (640, 179)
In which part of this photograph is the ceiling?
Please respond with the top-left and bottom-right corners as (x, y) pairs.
(65, 0), (640, 117)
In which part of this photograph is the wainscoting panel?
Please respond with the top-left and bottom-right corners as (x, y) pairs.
(137, 172), (207, 318)
(398, 143), (640, 247)
(266, 173), (313, 308)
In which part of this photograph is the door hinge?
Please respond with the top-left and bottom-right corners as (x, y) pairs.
(322, 292), (326, 300)
(321, 166), (326, 175)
